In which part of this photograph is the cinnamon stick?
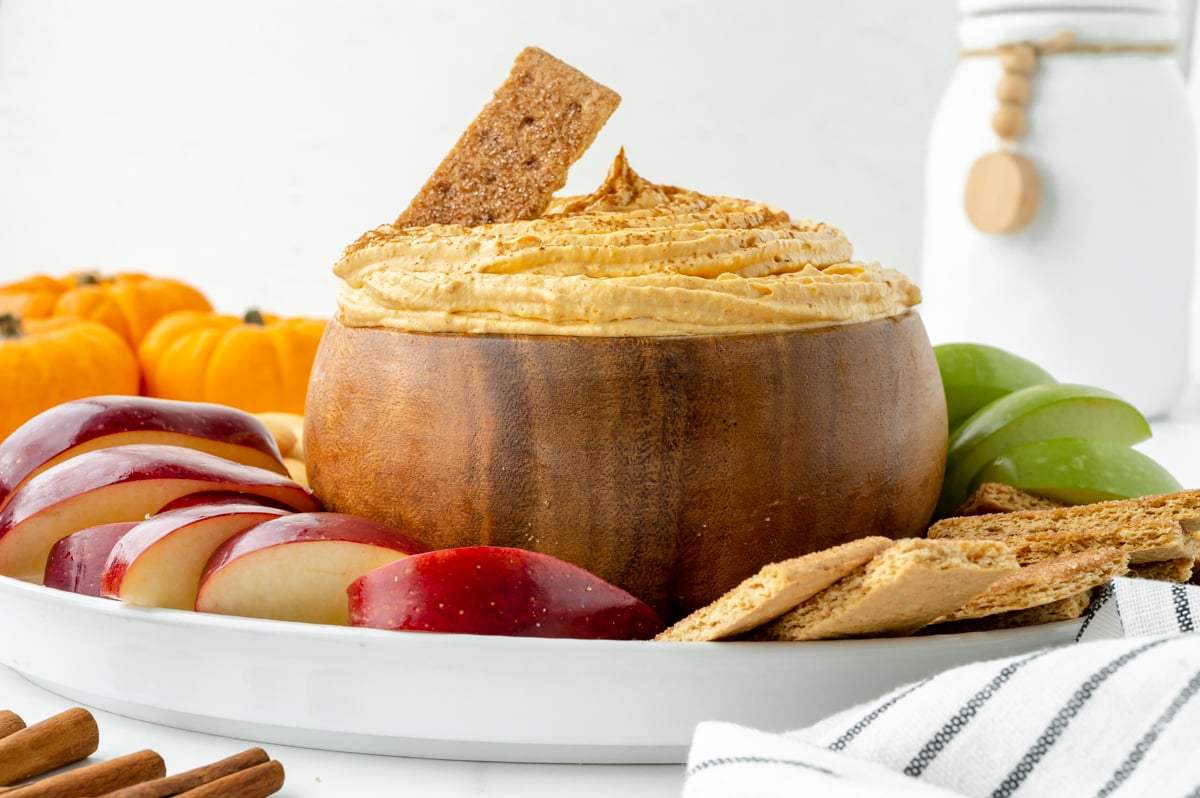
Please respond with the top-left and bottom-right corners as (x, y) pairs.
(173, 760), (284, 798)
(0, 707), (99, 785)
(93, 748), (270, 798)
(2, 749), (165, 798)
(0, 712), (24, 740)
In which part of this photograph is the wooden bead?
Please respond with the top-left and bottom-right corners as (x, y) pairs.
(1000, 44), (1038, 75)
(963, 151), (1042, 234)
(992, 103), (1028, 139)
(995, 74), (1031, 105)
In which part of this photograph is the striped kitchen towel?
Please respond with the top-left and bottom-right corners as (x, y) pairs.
(684, 577), (1200, 798)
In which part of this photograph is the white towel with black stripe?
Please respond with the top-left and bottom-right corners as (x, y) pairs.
(683, 577), (1200, 798)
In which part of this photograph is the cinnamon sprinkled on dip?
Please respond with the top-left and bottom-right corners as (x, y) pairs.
(335, 152), (920, 336)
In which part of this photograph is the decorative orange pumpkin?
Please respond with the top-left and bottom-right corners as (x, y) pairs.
(139, 309), (327, 414)
(0, 274), (73, 321)
(0, 312), (140, 442)
(52, 273), (212, 348)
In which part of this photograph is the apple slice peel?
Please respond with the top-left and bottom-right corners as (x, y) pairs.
(102, 502), (292, 610)
(0, 443), (318, 584)
(938, 383), (1152, 516)
(934, 342), (1056, 431)
(348, 546), (666, 640)
(195, 513), (429, 625)
(0, 395), (289, 508)
(43, 522), (139, 596)
(973, 438), (1183, 505)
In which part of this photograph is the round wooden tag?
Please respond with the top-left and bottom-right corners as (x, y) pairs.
(963, 151), (1042, 234)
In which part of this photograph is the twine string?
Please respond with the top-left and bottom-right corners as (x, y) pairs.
(961, 29), (1176, 58)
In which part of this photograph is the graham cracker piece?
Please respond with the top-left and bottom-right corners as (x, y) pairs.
(929, 489), (1200, 544)
(1129, 557), (1195, 582)
(396, 47), (620, 228)
(930, 518), (1195, 566)
(931, 547), (1128, 624)
(751, 538), (1018, 641)
(953, 482), (1065, 517)
(925, 590), (1094, 634)
(655, 537), (892, 642)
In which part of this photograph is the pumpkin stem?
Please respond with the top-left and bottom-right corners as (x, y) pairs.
(243, 308), (266, 326)
(76, 272), (102, 286)
(0, 313), (23, 340)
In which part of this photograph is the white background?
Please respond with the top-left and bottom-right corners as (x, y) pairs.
(0, 0), (959, 317)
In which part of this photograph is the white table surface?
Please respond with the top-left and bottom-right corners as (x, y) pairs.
(2, 385), (1199, 798)
(0, 661), (685, 796)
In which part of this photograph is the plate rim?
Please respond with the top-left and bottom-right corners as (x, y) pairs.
(0, 574), (1085, 763)
(0, 573), (1083, 653)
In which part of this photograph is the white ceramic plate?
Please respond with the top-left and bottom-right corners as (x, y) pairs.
(0, 576), (1081, 764)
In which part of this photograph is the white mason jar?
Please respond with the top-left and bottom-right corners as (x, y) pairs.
(921, 0), (1195, 418)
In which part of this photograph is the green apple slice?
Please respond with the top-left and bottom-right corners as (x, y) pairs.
(972, 438), (1182, 505)
(934, 342), (1056, 432)
(938, 383), (1151, 517)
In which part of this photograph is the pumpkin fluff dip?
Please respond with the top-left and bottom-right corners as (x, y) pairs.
(306, 153), (945, 623)
(336, 153), (919, 338)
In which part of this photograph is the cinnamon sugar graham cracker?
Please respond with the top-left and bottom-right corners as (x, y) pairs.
(655, 537), (891, 642)
(943, 519), (1198, 566)
(751, 538), (1018, 641)
(929, 489), (1200, 546)
(927, 590), (1095, 634)
(932, 501), (1200, 568)
(395, 47), (620, 228)
(953, 482), (1065, 516)
(1129, 557), (1196, 582)
(929, 547), (1128, 625)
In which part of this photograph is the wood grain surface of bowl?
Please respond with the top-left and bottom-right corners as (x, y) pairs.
(305, 311), (947, 622)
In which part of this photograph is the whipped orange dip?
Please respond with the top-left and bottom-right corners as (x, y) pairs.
(334, 153), (920, 336)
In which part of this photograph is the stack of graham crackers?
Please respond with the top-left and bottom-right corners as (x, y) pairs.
(656, 485), (1200, 642)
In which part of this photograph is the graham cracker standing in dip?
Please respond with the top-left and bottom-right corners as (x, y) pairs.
(395, 47), (620, 227)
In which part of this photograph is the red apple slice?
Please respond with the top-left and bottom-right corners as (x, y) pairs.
(195, 513), (428, 625)
(44, 522), (139, 596)
(101, 502), (291, 609)
(0, 395), (289, 508)
(348, 546), (665, 640)
(154, 491), (294, 514)
(0, 443), (319, 583)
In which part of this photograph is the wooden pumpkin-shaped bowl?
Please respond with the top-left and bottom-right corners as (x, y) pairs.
(305, 311), (947, 623)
